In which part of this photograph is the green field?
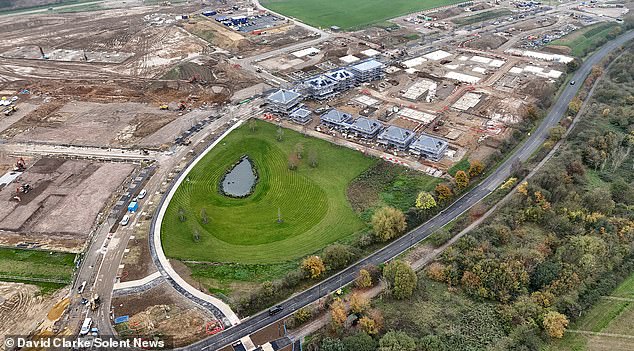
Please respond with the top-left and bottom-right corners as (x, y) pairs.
(451, 9), (512, 26)
(261, 0), (465, 30)
(548, 272), (634, 351)
(0, 248), (76, 293)
(161, 120), (376, 264)
(550, 22), (622, 57)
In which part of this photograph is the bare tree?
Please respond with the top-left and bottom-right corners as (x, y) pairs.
(248, 118), (258, 133)
(276, 126), (284, 142)
(308, 149), (318, 168)
(193, 229), (200, 242)
(200, 208), (208, 224)
(288, 153), (299, 170)
(295, 143), (304, 159)
(178, 207), (187, 222)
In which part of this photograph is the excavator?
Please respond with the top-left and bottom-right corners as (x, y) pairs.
(3, 105), (17, 116)
(14, 157), (26, 172)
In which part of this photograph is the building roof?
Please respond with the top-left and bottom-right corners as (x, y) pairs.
(266, 89), (301, 104)
(325, 68), (354, 81)
(290, 107), (311, 119)
(410, 133), (448, 154)
(305, 75), (337, 89)
(350, 117), (382, 134)
(321, 109), (353, 124)
(378, 125), (415, 144)
(350, 59), (384, 72)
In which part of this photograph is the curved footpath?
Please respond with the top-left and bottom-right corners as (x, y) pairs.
(149, 121), (243, 327)
(168, 30), (634, 351)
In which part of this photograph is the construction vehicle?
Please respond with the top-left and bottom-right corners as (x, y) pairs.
(14, 158), (26, 171)
(90, 294), (100, 310)
(16, 183), (31, 194)
(159, 104), (169, 110)
(4, 105), (18, 116)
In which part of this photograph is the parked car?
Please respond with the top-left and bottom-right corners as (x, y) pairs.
(120, 215), (130, 226)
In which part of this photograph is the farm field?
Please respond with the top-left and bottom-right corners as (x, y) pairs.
(0, 248), (76, 293)
(547, 272), (634, 351)
(260, 0), (465, 30)
(549, 22), (622, 57)
(161, 120), (376, 264)
(451, 9), (512, 26)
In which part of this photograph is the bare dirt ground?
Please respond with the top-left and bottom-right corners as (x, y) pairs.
(0, 158), (135, 251)
(0, 282), (69, 349)
(112, 282), (216, 347)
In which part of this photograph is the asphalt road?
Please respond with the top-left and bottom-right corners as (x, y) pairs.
(182, 30), (634, 351)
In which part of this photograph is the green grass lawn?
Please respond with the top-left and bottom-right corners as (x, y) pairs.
(452, 9), (512, 26)
(0, 248), (76, 293)
(260, 0), (465, 30)
(161, 120), (376, 264)
(548, 271), (634, 350)
(549, 22), (622, 57)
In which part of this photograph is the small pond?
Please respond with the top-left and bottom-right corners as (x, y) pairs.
(220, 156), (257, 198)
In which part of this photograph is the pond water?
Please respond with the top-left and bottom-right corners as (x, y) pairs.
(220, 157), (256, 197)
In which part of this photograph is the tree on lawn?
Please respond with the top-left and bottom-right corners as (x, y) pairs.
(301, 255), (325, 279)
(288, 153), (299, 170)
(435, 183), (453, 202)
(543, 311), (569, 338)
(192, 229), (200, 242)
(323, 244), (356, 271)
(178, 207), (187, 222)
(276, 126), (284, 141)
(308, 149), (319, 168)
(295, 142), (304, 159)
(383, 260), (417, 299)
(378, 331), (416, 351)
(200, 208), (208, 224)
(468, 159), (484, 178)
(455, 170), (469, 190)
(415, 191), (437, 211)
(355, 269), (373, 289)
(248, 118), (257, 133)
(372, 207), (407, 242)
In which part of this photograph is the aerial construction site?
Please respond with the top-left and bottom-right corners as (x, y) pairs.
(0, 0), (631, 350)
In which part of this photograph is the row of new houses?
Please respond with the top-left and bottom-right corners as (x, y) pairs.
(318, 108), (449, 161)
(265, 58), (448, 161)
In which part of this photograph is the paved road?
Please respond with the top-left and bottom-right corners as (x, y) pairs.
(180, 30), (634, 351)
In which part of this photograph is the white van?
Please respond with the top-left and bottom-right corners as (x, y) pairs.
(77, 280), (87, 294)
(80, 318), (92, 335)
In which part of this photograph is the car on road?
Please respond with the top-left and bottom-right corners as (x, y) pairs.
(570, 80), (576, 85)
(120, 215), (130, 226)
(138, 189), (147, 199)
(268, 305), (283, 316)
(78, 281), (87, 294)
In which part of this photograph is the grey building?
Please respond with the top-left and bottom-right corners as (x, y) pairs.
(289, 107), (312, 125)
(349, 117), (383, 138)
(266, 89), (303, 114)
(349, 59), (385, 83)
(409, 133), (449, 161)
(377, 125), (416, 149)
(320, 109), (353, 128)
(304, 75), (338, 100)
(325, 68), (356, 91)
